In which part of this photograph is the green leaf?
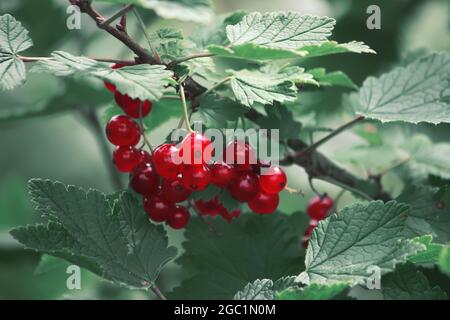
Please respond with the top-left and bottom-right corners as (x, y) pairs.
(357, 53), (450, 124)
(169, 214), (304, 299)
(208, 43), (307, 61)
(195, 94), (247, 128)
(192, 11), (247, 48)
(249, 104), (302, 140)
(99, 0), (214, 23)
(0, 14), (33, 90)
(276, 283), (349, 300)
(229, 66), (306, 107)
(11, 179), (177, 288)
(300, 41), (375, 58)
(10, 222), (104, 276)
(32, 51), (174, 101)
(233, 279), (275, 300)
(402, 134), (450, 180)
(297, 201), (426, 285)
(226, 12), (335, 49)
(397, 185), (450, 244)
(408, 235), (444, 265)
(190, 184), (222, 201)
(307, 68), (357, 89)
(381, 263), (447, 300)
(0, 14), (33, 54)
(438, 245), (450, 276)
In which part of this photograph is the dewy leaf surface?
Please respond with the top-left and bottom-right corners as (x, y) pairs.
(297, 201), (426, 285)
(357, 53), (450, 124)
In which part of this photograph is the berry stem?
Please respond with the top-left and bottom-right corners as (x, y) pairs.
(99, 4), (134, 27)
(149, 284), (167, 300)
(132, 7), (161, 64)
(138, 105), (154, 152)
(179, 82), (194, 133)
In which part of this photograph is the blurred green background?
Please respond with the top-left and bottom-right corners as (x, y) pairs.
(0, 0), (449, 299)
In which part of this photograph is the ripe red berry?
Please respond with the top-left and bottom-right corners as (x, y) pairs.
(167, 205), (190, 229)
(248, 191), (279, 214)
(130, 163), (159, 196)
(228, 172), (260, 203)
(302, 220), (318, 249)
(138, 149), (152, 164)
(104, 63), (125, 92)
(113, 146), (141, 172)
(162, 178), (192, 203)
(153, 144), (184, 180)
(210, 162), (236, 187)
(143, 190), (174, 222)
(114, 92), (152, 118)
(181, 165), (211, 191)
(307, 195), (334, 220)
(259, 166), (287, 195)
(179, 132), (212, 165)
(225, 140), (257, 171)
(105, 115), (140, 146)
(195, 198), (241, 222)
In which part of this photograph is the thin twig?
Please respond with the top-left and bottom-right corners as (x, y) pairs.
(149, 285), (167, 300)
(179, 82), (194, 133)
(99, 4), (134, 27)
(138, 103), (154, 152)
(288, 115), (365, 159)
(132, 7), (161, 64)
(19, 55), (136, 65)
(167, 52), (215, 67)
(72, 0), (157, 64)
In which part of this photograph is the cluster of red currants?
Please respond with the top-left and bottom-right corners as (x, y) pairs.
(302, 195), (334, 248)
(103, 64), (287, 229)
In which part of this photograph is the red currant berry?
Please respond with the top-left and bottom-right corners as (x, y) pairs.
(210, 162), (236, 187)
(114, 91), (152, 118)
(113, 146), (141, 172)
(138, 150), (152, 164)
(130, 163), (159, 196)
(105, 115), (140, 146)
(153, 144), (184, 180)
(195, 198), (221, 216)
(225, 140), (256, 171)
(248, 191), (279, 214)
(228, 172), (260, 203)
(162, 178), (192, 203)
(179, 132), (212, 165)
(167, 205), (190, 229)
(302, 220), (318, 249)
(219, 207), (241, 222)
(143, 190), (174, 222)
(181, 165), (211, 191)
(259, 166), (287, 195)
(104, 63), (125, 92)
(307, 195), (334, 220)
